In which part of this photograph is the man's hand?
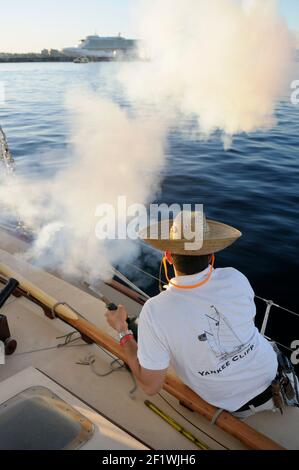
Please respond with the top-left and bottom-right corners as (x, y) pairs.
(105, 304), (128, 333)
(105, 304), (167, 396)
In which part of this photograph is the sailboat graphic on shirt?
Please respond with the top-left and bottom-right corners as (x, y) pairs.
(201, 305), (249, 362)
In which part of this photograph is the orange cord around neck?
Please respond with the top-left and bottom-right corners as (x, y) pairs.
(162, 255), (215, 290)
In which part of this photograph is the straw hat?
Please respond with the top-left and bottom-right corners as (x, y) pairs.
(139, 210), (242, 256)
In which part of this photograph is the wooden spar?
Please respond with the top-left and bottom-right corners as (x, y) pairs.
(0, 263), (78, 321)
(65, 319), (284, 450)
(0, 262), (284, 451)
(162, 376), (285, 451)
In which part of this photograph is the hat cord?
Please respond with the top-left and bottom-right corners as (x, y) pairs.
(161, 255), (215, 290)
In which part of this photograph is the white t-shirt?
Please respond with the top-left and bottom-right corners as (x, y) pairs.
(137, 267), (278, 412)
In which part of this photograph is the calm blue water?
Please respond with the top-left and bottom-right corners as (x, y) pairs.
(0, 62), (298, 346)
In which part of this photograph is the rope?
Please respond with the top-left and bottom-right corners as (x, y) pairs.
(124, 263), (299, 354)
(127, 262), (162, 283)
(113, 267), (150, 300)
(211, 408), (225, 426)
(255, 296), (299, 319)
(264, 336), (293, 353)
(11, 325), (138, 397)
(76, 353), (137, 397)
(126, 262), (299, 318)
(76, 353), (124, 375)
(11, 332), (89, 357)
(56, 331), (82, 346)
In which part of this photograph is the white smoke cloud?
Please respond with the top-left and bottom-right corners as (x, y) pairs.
(123, 0), (295, 144)
(0, 93), (166, 281)
(0, 0), (295, 282)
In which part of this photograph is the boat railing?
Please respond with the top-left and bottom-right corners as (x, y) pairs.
(255, 295), (299, 353)
(117, 263), (299, 355)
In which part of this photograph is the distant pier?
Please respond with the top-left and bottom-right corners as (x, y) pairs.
(0, 55), (126, 63)
(0, 49), (139, 63)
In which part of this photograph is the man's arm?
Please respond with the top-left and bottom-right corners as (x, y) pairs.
(105, 305), (167, 396)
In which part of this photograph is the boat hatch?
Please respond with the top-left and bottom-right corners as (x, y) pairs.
(0, 386), (94, 450)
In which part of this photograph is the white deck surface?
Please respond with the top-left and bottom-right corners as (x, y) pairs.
(0, 367), (147, 450)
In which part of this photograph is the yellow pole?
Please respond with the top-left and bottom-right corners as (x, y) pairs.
(145, 400), (209, 450)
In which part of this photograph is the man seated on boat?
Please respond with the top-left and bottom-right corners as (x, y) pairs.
(106, 210), (279, 419)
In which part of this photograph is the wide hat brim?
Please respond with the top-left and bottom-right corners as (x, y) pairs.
(139, 219), (242, 256)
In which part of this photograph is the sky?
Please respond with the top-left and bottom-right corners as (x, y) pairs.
(0, 0), (298, 53)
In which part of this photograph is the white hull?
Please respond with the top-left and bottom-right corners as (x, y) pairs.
(64, 47), (115, 59)
(62, 35), (138, 59)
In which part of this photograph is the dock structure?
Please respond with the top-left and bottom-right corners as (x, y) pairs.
(0, 35), (141, 63)
(0, 52), (122, 63)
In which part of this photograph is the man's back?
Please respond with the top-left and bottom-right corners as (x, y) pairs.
(137, 267), (278, 412)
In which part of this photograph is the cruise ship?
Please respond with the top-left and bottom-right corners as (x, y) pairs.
(63, 34), (139, 59)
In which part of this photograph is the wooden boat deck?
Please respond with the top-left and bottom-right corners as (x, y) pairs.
(0, 229), (298, 450)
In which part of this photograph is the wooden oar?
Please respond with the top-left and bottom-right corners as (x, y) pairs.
(0, 262), (284, 450)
